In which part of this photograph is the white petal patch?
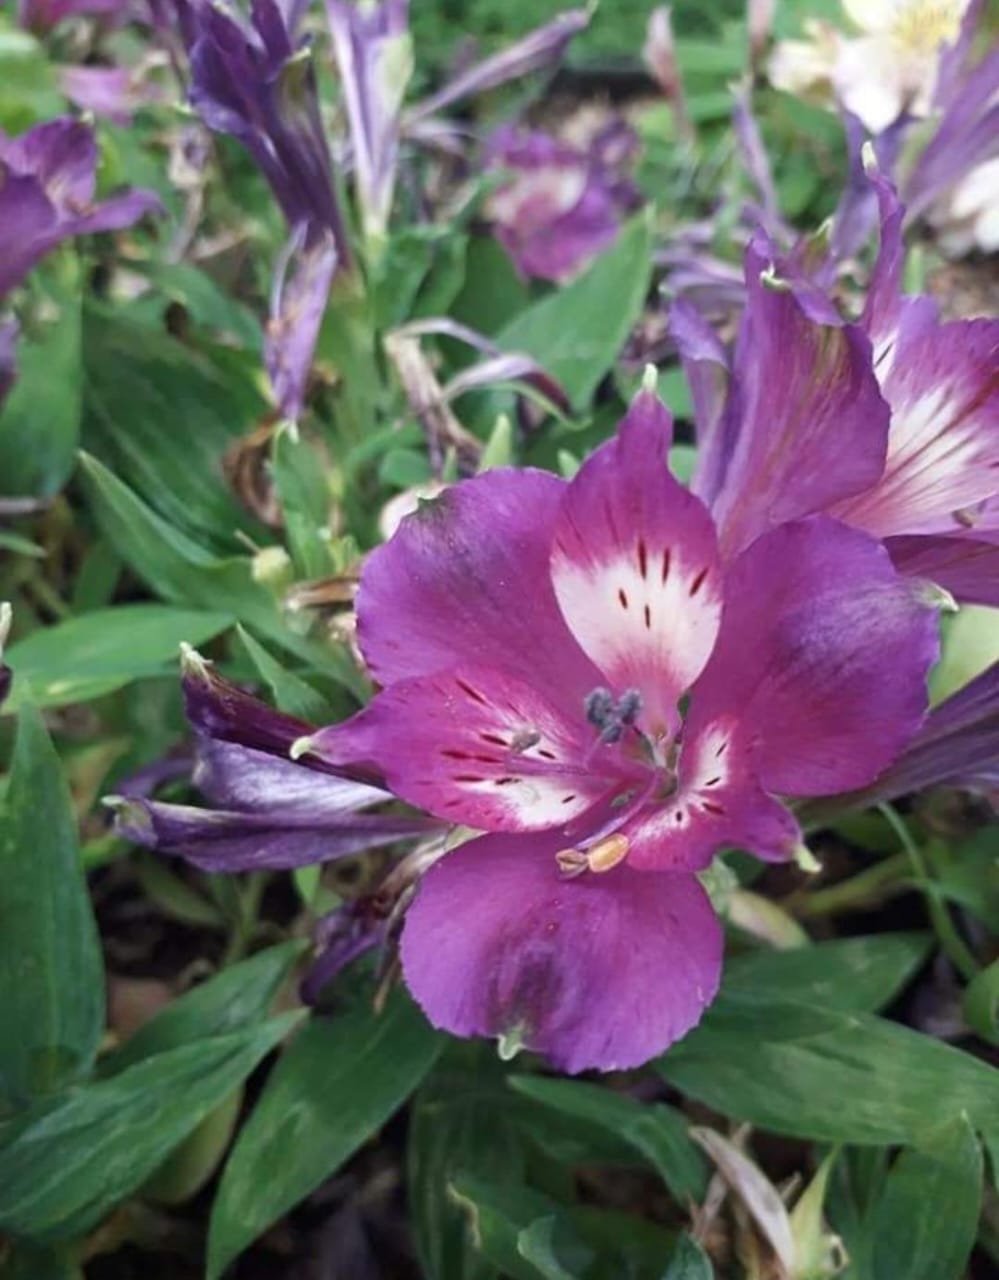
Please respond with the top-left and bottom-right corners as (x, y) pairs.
(552, 533), (723, 733)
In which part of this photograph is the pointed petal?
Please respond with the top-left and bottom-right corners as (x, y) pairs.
(112, 796), (429, 871)
(550, 388), (723, 734)
(668, 299), (731, 504)
(833, 316), (999, 537)
(303, 666), (626, 831)
(889, 534), (999, 607)
(265, 222), (337, 420)
(689, 517), (939, 796)
(624, 717), (800, 870)
(708, 238), (889, 557)
(356, 468), (602, 712)
(193, 737), (387, 814)
(400, 831), (723, 1073)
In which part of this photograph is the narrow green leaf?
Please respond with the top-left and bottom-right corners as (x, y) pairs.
(0, 1013), (300, 1241)
(964, 959), (999, 1046)
(662, 1235), (714, 1279)
(236, 625), (331, 721)
(448, 1175), (592, 1280)
(0, 707), (103, 1108)
(509, 1076), (707, 1204)
(409, 1050), (529, 1280)
(660, 996), (999, 1145)
(870, 1115), (982, 1280)
(100, 941), (306, 1075)
(4, 605), (232, 712)
(722, 934), (932, 1014)
(517, 1217), (587, 1280)
(271, 425), (333, 579)
(497, 215), (653, 410)
(208, 991), (442, 1278)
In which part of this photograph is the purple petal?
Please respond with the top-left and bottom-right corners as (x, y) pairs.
(689, 517), (939, 796)
(550, 387), (723, 736)
(400, 830), (723, 1073)
(707, 237), (889, 558)
(193, 736), (386, 814)
(355, 468), (602, 714)
(111, 796), (430, 871)
(623, 718), (800, 871)
(732, 86), (785, 242)
(832, 315), (999, 538)
(803, 660), (999, 817)
(325, 0), (411, 238)
(889, 535), (999, 607)
(302, 665), (625, 831)
(667, 299), (730, 501)
(265, 222), (337, 420)
(58, 66), (152, 127)
(0, 117), (97, 209)
(406, 8), (590, 124)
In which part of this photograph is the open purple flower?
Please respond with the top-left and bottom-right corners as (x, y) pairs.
(295, 385), (939, 1072)
(485, 123), (641, 283)
(673, 171), (999, 603)
(0, 118), (159, 297)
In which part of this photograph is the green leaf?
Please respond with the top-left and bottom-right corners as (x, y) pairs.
(517, 1217), (590, 1280)
(448, 1175), (592, 1280)
(869, 1115), (982, 1280)
(271, 424), (333, 579)
(964, 959), (999, 1046)
(78, 453), (366, 697)
(509, 1077), (707, 1204)
(0, 1013), (300, 1242)
(100, 941), (306, 1076)
(659, 995), (999, 1146)
(0, 707), (103, 1109)
(409, 1049), (532, 1280)
(3, 605), (232, 712)
(82, 310), (269, 551)
(207, 991), (442, 1278)
(661, 1235), (714, 1279)
(141, 262), (263, 348)
(236, 626), (330, 721)
(497, 215), (653, 410)
(0, 1241), (83, 1280)
(0, 254), (82, 497)
(722, 934), (932, 1013)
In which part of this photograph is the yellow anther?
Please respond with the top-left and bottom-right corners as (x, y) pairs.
(585, 834), (631, 874)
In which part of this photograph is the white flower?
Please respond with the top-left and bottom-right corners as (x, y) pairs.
(769, 0), (970, 133)
(928, 157), (999, 256)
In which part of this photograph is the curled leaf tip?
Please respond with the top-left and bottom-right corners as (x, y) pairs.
(793, 842), (822, 874)
(179, 642), (212, 678)
(289, 734), (314, 761)
(861, 140), (879, 176)
(642, 362), (659, 393)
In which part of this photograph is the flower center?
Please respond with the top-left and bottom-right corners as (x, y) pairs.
(890, 0), (964, 55)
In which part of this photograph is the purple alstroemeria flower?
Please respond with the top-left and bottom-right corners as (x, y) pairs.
(672, 171), (999, 603)
(110, 647), (440, 873)
(292, 384), (940, 1072)
(16, 0), (130, 32)
(59, 65), (163, 127)
(0, 118), (159, 298)
(485, 122), (642, 284)
(325, 0), (412, 242)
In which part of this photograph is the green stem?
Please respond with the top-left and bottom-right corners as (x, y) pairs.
(877, 803), (980, 982)
(794, 850), (912, 919)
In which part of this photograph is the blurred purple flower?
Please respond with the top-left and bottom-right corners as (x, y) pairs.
(673, 171), (999, 603)
(59, 65), (163, 126)
(325, 0), (412, 242)
(0, 117), (159, 297)
(485, 122), (642, 284)
(295, 386), (939, 1071)
(16, 0), (130, 32)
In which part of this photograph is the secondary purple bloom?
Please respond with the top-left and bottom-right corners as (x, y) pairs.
(0, 118), (159, 297)
(325, 0), (412, 242)
(673, 173), (999, 602)
(59, 65), (161, 127)
(16, 0), (129, 32)
(485, 123), (641, 284)
(296, 386), (939, 1072)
